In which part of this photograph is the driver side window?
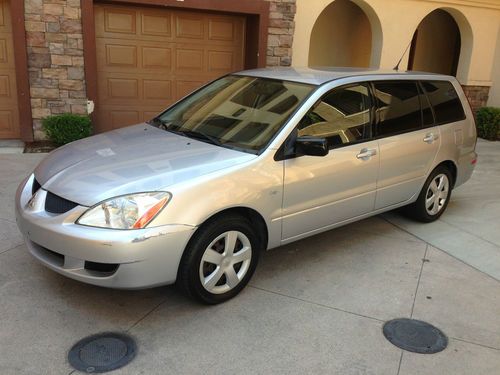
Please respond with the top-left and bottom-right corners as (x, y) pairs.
(298, 83), (373, 149)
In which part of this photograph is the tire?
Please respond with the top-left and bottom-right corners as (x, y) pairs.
(177, 214), (261, 304)
(404, 166), (453, 223)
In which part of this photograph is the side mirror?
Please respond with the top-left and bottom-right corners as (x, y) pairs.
(295, 136), (329, 157)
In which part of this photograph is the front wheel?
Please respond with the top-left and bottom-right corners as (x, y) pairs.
(177, 215), (261, 304)
(404, 166), (452, 223)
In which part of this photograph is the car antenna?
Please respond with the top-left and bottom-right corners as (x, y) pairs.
(393, 39), (413, 71)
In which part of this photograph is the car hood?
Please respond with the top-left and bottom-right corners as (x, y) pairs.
(35, 124), (257, 206)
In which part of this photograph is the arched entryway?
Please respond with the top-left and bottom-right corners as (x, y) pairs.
(408, 9), (462, 76)
(308, 0), (380, 68)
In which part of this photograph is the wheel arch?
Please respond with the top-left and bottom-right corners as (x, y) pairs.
(176, 206), (267, 302)
(435, 160), (458, 188)
(192, 206), (269, 250)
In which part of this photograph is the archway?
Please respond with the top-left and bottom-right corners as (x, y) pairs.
(308, 0), (378, 68)
(408, 9), (462, 76)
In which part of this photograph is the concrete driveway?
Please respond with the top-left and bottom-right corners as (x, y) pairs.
(0, 140), (499, 375)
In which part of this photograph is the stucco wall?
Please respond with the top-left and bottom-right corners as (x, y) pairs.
(293, 0), (500, 87)
(309, 0), (371, 68)
(488, 25), (500, 107)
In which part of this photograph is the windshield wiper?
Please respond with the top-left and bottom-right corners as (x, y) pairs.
(147, 116), (170, 128)
(180, 130), (223, 146)
(150, 119), (223, 147)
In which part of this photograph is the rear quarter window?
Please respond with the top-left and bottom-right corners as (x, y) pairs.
(422, 81), (466, 125)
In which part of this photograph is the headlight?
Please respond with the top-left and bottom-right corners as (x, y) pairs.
(77, 192), (171, 229)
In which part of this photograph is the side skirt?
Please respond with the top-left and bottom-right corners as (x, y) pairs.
(277, 195), (418, 246)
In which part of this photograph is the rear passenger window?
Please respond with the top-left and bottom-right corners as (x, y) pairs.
(419, 86), (434, 127)
(298, 83), (372, 149)
(373, 81), (422, 137)
(422, 81), (466, 124)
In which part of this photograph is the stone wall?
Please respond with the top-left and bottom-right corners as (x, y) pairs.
(265, 0), (296, 67)
(462, 85), (490, 117)
(25, 0), (87, 140)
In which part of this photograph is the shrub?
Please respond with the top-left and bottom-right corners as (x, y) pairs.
(42, 113), (92, 146)
(476, 107), (500, 141)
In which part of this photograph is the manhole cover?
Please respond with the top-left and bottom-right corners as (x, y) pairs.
(68, 332), (136, 373)
(383, 318), (447, 354)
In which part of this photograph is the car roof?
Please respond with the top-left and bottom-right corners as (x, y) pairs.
(233, 67), (452, 86)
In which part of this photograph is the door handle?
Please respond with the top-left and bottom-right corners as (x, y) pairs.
(356, 148), (377, 160)
(423, 133), (439, 144)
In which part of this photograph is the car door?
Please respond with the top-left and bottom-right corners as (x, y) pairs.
(373, 81), (440, 209)
(281, 83), (379, 241)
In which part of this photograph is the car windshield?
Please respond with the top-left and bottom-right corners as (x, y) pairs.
(152, 75), (315, 154)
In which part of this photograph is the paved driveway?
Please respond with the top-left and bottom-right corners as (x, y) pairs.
(0, 140), (499, 375)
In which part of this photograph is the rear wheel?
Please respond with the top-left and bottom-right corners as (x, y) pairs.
(404, 166), (452, 222)
(178, 215), (261, 304)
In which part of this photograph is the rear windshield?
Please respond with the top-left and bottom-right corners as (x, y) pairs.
(154, 75), (314, 154)
(421, 81), (466, 125)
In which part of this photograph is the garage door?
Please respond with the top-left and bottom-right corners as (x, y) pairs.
(0, 0), (20, 139)
(95, 4), (246, 131)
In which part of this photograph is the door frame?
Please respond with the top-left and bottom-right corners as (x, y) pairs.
(81, 0), (270, 133)
(8, 0), (33, 141)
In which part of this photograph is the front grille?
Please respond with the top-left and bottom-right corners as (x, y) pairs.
(45, 191), (79, 214)
(32, 178), (41, 195)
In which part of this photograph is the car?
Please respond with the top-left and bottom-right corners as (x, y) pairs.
(15, 67), (477, 304)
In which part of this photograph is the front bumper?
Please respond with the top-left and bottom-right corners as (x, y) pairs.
(15, 174), (196, 289)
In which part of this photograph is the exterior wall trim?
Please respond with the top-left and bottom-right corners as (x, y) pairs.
(421, 0), (500, 10)
(81, 0), (270, 132)
(10, 1), (33, 141)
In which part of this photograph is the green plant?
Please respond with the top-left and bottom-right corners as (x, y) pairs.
(476, 107), (500, 141)
(42, 113), (92, 146)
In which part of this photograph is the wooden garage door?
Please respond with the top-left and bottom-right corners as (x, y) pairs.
(0, 0), (20, 139)
(95, 4), (246, 131)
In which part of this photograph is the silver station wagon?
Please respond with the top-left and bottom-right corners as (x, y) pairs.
(16, 68), (477, 303)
